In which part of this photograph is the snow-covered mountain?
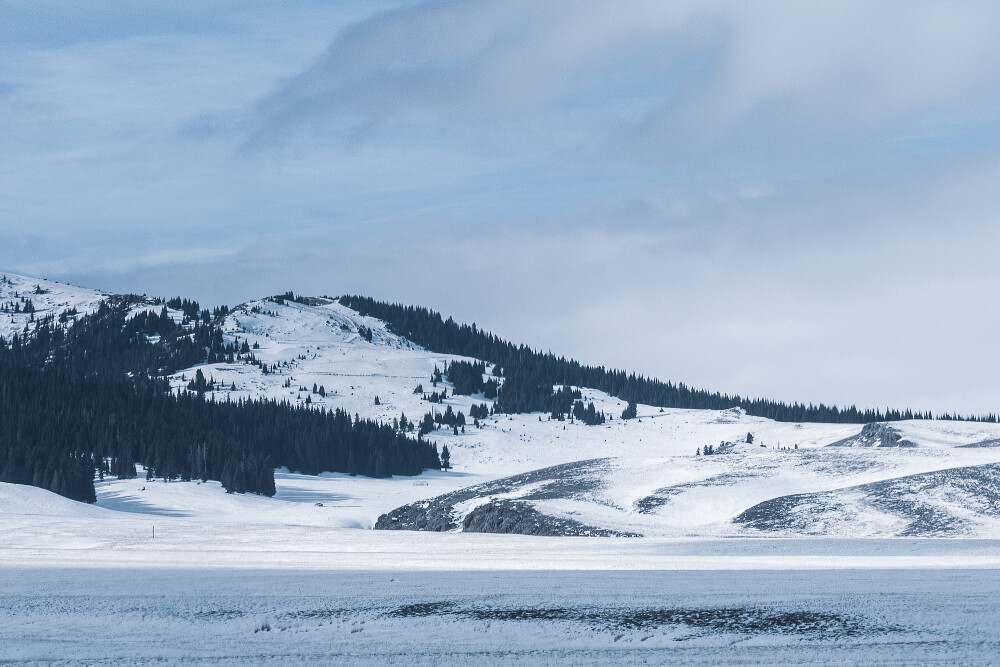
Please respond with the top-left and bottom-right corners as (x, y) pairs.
(0, 272), (107, 340)
(5, 272), (1000, 541)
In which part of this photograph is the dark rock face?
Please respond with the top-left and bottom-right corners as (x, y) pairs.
(733, 462), (1000, 536)
(959, 438), (1000, 448)
(827, 422), (917, 448)
(373, 459), (629, 536)
(461, 500), (638, 537)
(374, 500), (457, 532)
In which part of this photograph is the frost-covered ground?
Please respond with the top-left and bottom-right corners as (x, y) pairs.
(5, 567), (1000, 665)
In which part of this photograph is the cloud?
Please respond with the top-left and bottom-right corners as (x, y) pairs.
(248, 2), (1000, 152)
(244, 1), (711, 146)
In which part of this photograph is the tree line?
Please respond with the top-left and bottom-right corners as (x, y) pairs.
(0, 297), (442, 503)
(339, 295), (995, 424)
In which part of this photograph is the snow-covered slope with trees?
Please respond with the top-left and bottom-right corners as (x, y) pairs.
(0, 272), (108, 340)
(6, 274), (1000, 546)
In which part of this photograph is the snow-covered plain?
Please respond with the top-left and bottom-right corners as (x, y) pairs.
(5, 567), (1000, 665)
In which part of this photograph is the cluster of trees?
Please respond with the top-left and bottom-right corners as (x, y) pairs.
(7, 298), (236, 379)
(394, 414), (415, 433)
(165, 296), (203, 321)
(444, 360), (485, 394)
(187, 368), (216, 395)
(436, 405), (466, 428)
(268, 291), (299, 306)
(57, 306), (79, 323)
(0, 297), (35, 315)
(338, 295), (995, 424)
(573, 401), (606, 426)
(417, 406), (468, 435)
(423, 390), (448, 403)
(444, 360), (499, 399)
(469, 403), (491, 420)
(494, 376), (583, 420)
(0, 296), (443, 503)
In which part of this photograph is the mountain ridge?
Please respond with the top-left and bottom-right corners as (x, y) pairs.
(5, 271), (1000, 542)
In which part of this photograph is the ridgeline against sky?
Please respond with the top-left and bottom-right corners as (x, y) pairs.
(3, 1), (1000, 414)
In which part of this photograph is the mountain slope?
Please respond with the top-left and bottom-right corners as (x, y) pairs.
(6, 272), (1000, 540)
(735, 461), (1000, 537)
(0, 272), (107, 340)
(373, 441), (1000, 538)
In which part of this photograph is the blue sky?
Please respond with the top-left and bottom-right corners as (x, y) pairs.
(4, 1), (1000, 414)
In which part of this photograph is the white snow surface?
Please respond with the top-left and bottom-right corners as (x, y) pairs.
(7, 568), (1000, 665)
(8, 280), (1000, 664)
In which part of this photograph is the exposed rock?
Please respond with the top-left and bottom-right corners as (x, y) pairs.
(374, 459), (620, 535)
(374, 500), (457, 532)
(462, 500), (638, 537)
(826, 422), (917, 448)
(712, 407), (746, 424)
(733, 462), (1000, 536)
(958, 438), (1000, 448)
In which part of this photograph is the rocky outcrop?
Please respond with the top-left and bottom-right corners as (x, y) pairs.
(733, 462), (1000, 536)
(461, 500), (638, 537)
(826, 422), (917, 448)
(373, 459), (630, 536)
(374, 499), (458, 532)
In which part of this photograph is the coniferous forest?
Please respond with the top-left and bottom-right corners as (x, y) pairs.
(0, 297), (441, 503)
(338, 295), (997, 425)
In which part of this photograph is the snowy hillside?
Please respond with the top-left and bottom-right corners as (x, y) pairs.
(6, 274), (1000, 544)
(378, 443), (1000, 538)
(153, 293), (1000, 537)
(165, 295), (867, 476)
(0, 272), (107, 340)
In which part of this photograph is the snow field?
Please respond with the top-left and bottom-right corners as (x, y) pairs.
(4, 568), (1000, 665)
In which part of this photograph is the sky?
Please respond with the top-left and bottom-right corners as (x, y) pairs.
(3, 1), (1000, 415)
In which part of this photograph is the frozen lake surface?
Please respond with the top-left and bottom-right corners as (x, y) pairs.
(4, 567), (1000, 665)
